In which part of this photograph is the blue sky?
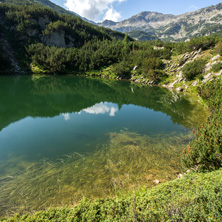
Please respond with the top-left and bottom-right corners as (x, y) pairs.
(51, 0), (222, 22)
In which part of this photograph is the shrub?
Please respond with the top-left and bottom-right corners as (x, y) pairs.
(182, 79), (222, 171)
(197, 78), (222, 111)
(211, 62), (222, 73)
(182, 59), (206, 80)
(144, 69), (167, 82)
(214, 42), (222, 55)
(112, 62), (131, 78)
(181, 110), (222, 171)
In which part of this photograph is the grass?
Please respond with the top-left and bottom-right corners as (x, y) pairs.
(1, 168), (222, 221)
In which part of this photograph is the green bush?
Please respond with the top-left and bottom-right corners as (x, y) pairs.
(112, 62), (131, 78)
(211, 62), (222, 73)
(181, 110), (222, 171)
(182, 59), (206, 80)
(214, 42), (222, 55)
(182, 79), (222, 171)
(144, 69), (167, 82)
(197, 78), (222, 111)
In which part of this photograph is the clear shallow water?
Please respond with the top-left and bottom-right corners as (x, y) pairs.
(0, 76), (207, 216)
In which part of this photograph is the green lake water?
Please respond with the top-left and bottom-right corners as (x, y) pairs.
(0, 76), (207, 216)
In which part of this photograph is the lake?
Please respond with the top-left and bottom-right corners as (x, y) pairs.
(0, 75), (207, 216)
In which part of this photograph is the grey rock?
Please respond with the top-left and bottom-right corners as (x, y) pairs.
(153, 179), (160, 184)
(27, 29), (39, 37)
(215, 70), (222, 76)
(204, 73), (213, 79)
(176, 87), (183, 92)
(205, 62), (212, 72)
(211, 54), (220, 61)
(38, 16), (51, 29)
(191, 80), (199, 86)
(42, 31), (74, 48)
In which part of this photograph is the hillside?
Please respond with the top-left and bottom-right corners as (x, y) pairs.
(99, 3), (222, 41)
(0, 0), (76, 16)
(0, 0), (96, 23)
(0, 3), (128, 73)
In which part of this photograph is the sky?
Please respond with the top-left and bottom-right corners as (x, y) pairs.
(51, 0), (222, 22)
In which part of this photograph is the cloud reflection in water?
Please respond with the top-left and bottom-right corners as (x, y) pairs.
(82, 102), (118, 116)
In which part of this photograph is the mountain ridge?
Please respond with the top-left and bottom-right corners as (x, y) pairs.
(99, 3), (222, 41)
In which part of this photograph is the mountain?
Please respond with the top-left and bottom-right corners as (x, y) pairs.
(99, 3), (222, 41)
(0, 0), (74, 15)
(0, 0), (95, 23)
(0, 2), (127, 47)
(0, 2), (129, 73)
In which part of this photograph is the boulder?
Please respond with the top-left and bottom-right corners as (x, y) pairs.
(42, 31), (66, 47)
(38, 16), (50, 29)
(176, 87), (183, 92)
(191, 80), (199, 86)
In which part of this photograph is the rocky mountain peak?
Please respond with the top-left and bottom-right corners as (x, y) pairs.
(99, 3), (222, 42)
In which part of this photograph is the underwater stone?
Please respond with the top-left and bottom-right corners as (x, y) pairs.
(153, 179), (160, 184)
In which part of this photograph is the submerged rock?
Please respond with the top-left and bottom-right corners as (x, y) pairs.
(153, 179), (160, 184)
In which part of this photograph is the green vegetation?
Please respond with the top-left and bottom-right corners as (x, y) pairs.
(0, 3), (127, 72)
(182, 79), (222, 171)
(182, 59), (206, 80)
(1, 0), (84, 16)
(1, 169), (222, 221)
(0, 1), (222, 219)
(1, 1), (222, 85)
(27, 39), (126, 73)
(211, 62), (222, 73)
(173, 35), (217, 55)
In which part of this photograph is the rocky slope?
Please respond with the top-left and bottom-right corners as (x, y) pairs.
(99, 3), (222, 41)
(130, 47), (222, 93)
(162, 51), (222, 92)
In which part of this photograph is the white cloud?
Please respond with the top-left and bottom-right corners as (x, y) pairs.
(64, 0), (125, 21)
(62, 113), (70, 121)
(82, 102), (118, 116)
(103, 6), (121, 22)
(109, 107), (118, 116)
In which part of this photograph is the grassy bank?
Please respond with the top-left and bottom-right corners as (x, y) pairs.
(1, 169), (222, 221)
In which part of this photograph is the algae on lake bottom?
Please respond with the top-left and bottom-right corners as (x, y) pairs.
(0, 130), (194, 217)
